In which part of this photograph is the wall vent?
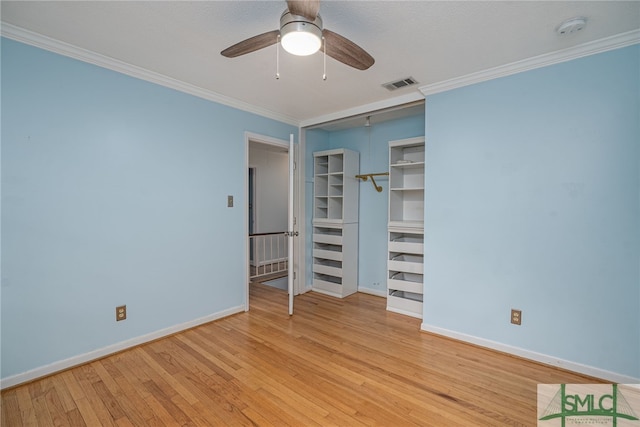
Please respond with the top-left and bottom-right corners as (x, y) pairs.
(382, 77), (419, 91)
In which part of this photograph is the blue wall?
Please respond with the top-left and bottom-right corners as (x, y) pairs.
(304, 116), (426, 293)
(1, 38), (296, 379)
(424, 45), (640, 379)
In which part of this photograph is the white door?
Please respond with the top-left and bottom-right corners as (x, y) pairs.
(287, 133), (295, 315)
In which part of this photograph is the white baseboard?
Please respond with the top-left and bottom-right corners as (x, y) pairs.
(357, 287), (387, 298)
(420, 323), (640, 384)
(387, 306), (423, 319)
(310, 288), (344, 298)
(0, 305), (245, 390)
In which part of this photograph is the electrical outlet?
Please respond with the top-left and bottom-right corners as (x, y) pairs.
(116, 305), (127, 321)
(227, 195), (233, 207)
(511, 309), (522, 325)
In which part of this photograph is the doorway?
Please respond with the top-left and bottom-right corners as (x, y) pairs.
(244, 132), (298, 313)
(247, 162), (287, 284)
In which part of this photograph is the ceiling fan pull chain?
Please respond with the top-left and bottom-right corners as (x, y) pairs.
(276, 34), (281, 80)
(322, 36), (327, 81)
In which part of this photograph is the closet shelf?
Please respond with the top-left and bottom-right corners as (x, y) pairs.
(387, 136), (425, 319)
(313, 148), (359, 298)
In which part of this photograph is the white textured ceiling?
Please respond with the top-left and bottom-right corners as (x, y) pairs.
(2, 1), (639, 126)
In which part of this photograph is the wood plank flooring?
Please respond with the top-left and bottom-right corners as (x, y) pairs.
(2, 284), (604, 426)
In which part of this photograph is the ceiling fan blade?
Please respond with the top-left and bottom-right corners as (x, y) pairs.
(321, 29), (374, 70)
(221, 30), (280, 58)
(286, 0), (320, 20)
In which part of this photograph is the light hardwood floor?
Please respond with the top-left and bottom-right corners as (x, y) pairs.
(2, 284), (603, 426)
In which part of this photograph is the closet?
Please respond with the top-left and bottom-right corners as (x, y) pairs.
(306, 104), (425, 317)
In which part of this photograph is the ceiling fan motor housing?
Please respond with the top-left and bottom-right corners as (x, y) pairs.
(280, 11), (323, 56)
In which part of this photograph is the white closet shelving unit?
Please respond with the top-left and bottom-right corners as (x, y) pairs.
(387, 137), (425, 318)
(312, 149), (359, 298)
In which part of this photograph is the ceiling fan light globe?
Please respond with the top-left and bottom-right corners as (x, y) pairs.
(280, 11), (323, 56)
(281, 30), (321, 56)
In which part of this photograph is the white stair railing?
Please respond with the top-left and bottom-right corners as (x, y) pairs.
(249, 232), (288, 280)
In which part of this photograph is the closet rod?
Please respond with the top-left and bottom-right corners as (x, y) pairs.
(355, 172), (389, 193)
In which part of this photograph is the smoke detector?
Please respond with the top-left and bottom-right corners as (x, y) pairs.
(557, 17), (587, 36)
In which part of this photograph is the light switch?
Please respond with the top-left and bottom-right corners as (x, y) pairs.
(227, 195), (233, 207)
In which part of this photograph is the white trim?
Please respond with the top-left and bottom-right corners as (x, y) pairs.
(420, 323), (640, 384)
(0, 22), (299, 127)
(0, 305), (244, 390)
(420, 29), (640, 96)
(293, 135), (305, 298)
(244, 137), (250, 312)
(389, 306), (422, 319)
(288, 133), (295, 315)
(245, 132), (289, 150)
(357, 287), (387, 298)
(248, 166), (258, 239)
(310, 288), (344, 298)
(300, 92), (425, 128)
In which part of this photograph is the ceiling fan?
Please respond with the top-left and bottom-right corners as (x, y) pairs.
(220, 0), (374, 71)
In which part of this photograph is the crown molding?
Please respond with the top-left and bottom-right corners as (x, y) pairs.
(420, 29), (640, 97)
(0, 22), (300, 127)
(299, 91), (425, 129)
(3, 22), (638, 128)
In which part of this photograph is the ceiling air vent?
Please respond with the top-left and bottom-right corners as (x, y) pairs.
(382, 77), (418, 91)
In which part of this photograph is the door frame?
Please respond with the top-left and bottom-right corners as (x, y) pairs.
(248, 167), (257, 236)
(248, 166), (257, 266)
(244, 131), (301, 311)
